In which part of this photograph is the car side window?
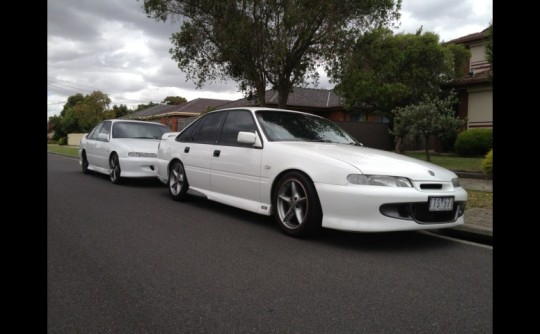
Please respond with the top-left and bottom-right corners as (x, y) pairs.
(195, 112), (226, 144)
(176, 118), (203, 143)
(219, 110), (257, 147)
(90, 123), (104, 140)
(98, 121), (112, 141)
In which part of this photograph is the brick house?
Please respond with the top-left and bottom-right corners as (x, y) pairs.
(123, 98), (231, 131)
(445, 28), (493, 129)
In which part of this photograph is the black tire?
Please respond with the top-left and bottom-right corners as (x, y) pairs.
(272, 171), (322, 237)
(109, 153), (122, 184)
(168, 160), (189, 201)
(81, 151), (89, 174)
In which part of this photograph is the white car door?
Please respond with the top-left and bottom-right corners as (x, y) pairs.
(93, 121), (112, 169)
(210, 110), (262, 211)
(85, 122), (104, 166)
(180, 112), (227, 192)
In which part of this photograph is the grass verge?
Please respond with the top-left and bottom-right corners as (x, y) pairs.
(404, 151), (482, 172)
(466, 190), (492, 209)
(47, 144), (79, 158)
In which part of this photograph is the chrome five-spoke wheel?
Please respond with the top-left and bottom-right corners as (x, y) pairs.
(273, 172), (322, 237)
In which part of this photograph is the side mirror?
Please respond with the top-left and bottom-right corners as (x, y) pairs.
(237, 131), (262, 147)
(97, 133), (109, 141)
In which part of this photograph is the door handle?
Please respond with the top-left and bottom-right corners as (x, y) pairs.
(184, 147), (190, 153)
(213, 150), (220, 157)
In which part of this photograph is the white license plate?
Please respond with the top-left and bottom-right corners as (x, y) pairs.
(429, 197), (454, 211)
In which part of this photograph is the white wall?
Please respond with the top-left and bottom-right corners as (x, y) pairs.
(68, 133), (86, 146)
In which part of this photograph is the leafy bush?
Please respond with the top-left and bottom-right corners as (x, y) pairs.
(58, 137), (68, 146)
(481, 149), (493, 175)
(454, 128), (492, 156)
(48, 139), (58, 144)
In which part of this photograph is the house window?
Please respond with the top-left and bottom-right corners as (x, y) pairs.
(178, 117), (197, 131)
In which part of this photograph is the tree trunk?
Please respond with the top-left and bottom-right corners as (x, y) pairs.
(424, 135), (431, 162)
(277, 81), (292, 109)
(256, 81), (266, 106)
(395, 136), (403, 153)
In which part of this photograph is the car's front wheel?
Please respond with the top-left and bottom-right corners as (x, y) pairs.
(273, 172), (322, 237)
(109, 153), (122, 184)
(169, 160), (189, 201)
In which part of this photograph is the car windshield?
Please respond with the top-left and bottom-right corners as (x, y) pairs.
(112, 122), (170, 139)
(255, 110), (359, 145)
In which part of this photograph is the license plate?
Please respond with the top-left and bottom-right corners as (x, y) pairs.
(429, 197), (454, 211)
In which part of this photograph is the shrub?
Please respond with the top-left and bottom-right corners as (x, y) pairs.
(481, 149), (493, 175)
(48, 139), (58, 144)
(58, 137), (68, 146)
(454, 128), (492, 156)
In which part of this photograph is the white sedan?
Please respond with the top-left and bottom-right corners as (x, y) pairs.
(79, 119), (171, 184)
(156, 107), (467, 237)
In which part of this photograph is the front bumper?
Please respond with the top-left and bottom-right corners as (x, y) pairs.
(315, 182), (467, 232)
(118, 156), (158, 178)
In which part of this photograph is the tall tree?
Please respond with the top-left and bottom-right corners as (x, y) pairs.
(162, 96), (187, 105)
(111, 104), (131, 118)
(51, 91), (111, 139)
(328, 28), (469, 115)
(390, 93), (464, 160)
(142, 0), (401, 108)
(135, 101), (159, 111)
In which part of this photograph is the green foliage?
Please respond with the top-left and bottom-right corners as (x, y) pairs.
(49, 91), (112, 139)
(454, 128), (493, 157)
(143, 0), (401, 108)
(484, 21), (493, 80)
(481, 149), (493, 175)
(391, 93), (465, 161)
(162, 96), (187, 105)
(135, 102), (158, 111)
(58, 137), (67, 146)
(112, 104), (131, 118)
(329, 28), (470, 115)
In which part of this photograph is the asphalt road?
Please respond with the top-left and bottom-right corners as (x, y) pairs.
(48, 154), (492, 333)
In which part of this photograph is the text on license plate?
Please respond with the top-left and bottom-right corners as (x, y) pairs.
(429, 197), (454, 211)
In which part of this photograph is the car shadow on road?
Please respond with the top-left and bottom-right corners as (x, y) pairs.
(83, 171), (166, 188)
(167, 193), (458, 253)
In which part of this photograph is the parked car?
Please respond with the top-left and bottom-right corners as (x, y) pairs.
(79, 119), (171, 184)
(156, 107), (467, 237)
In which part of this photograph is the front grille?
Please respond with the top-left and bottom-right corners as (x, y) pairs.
(420, 183), (442, 190)
(380, 202), (465, 224)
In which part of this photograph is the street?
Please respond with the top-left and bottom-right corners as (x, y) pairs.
(48, 153), (492, 333)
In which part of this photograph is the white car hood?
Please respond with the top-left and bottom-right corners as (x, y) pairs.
(280, 142), (457, 181)
(115, 138), (161, 152)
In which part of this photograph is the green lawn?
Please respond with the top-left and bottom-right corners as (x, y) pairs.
(47, 144), (79, 158)
(404, 151), (482, 172)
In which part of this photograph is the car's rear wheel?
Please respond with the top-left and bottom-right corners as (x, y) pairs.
(81, 151), (89, 174)
(273, 171), (322, 237)
(169, 160), (189, 201)
(109, 153), (122, 184)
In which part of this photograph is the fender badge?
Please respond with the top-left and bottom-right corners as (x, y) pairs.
(428, 170), (435, 176)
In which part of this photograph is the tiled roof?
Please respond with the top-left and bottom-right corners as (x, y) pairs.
(219, 87), (343, 109)
(124, 98), (232, 119)
(446, 31), (487, 45)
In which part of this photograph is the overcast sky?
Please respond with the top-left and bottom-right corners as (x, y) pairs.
(47, 0), (492, 117)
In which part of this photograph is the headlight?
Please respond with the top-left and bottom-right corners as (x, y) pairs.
(452, 178), (461, 188)
(347, 174), (413, 187)
(128, 152), (157, 158)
